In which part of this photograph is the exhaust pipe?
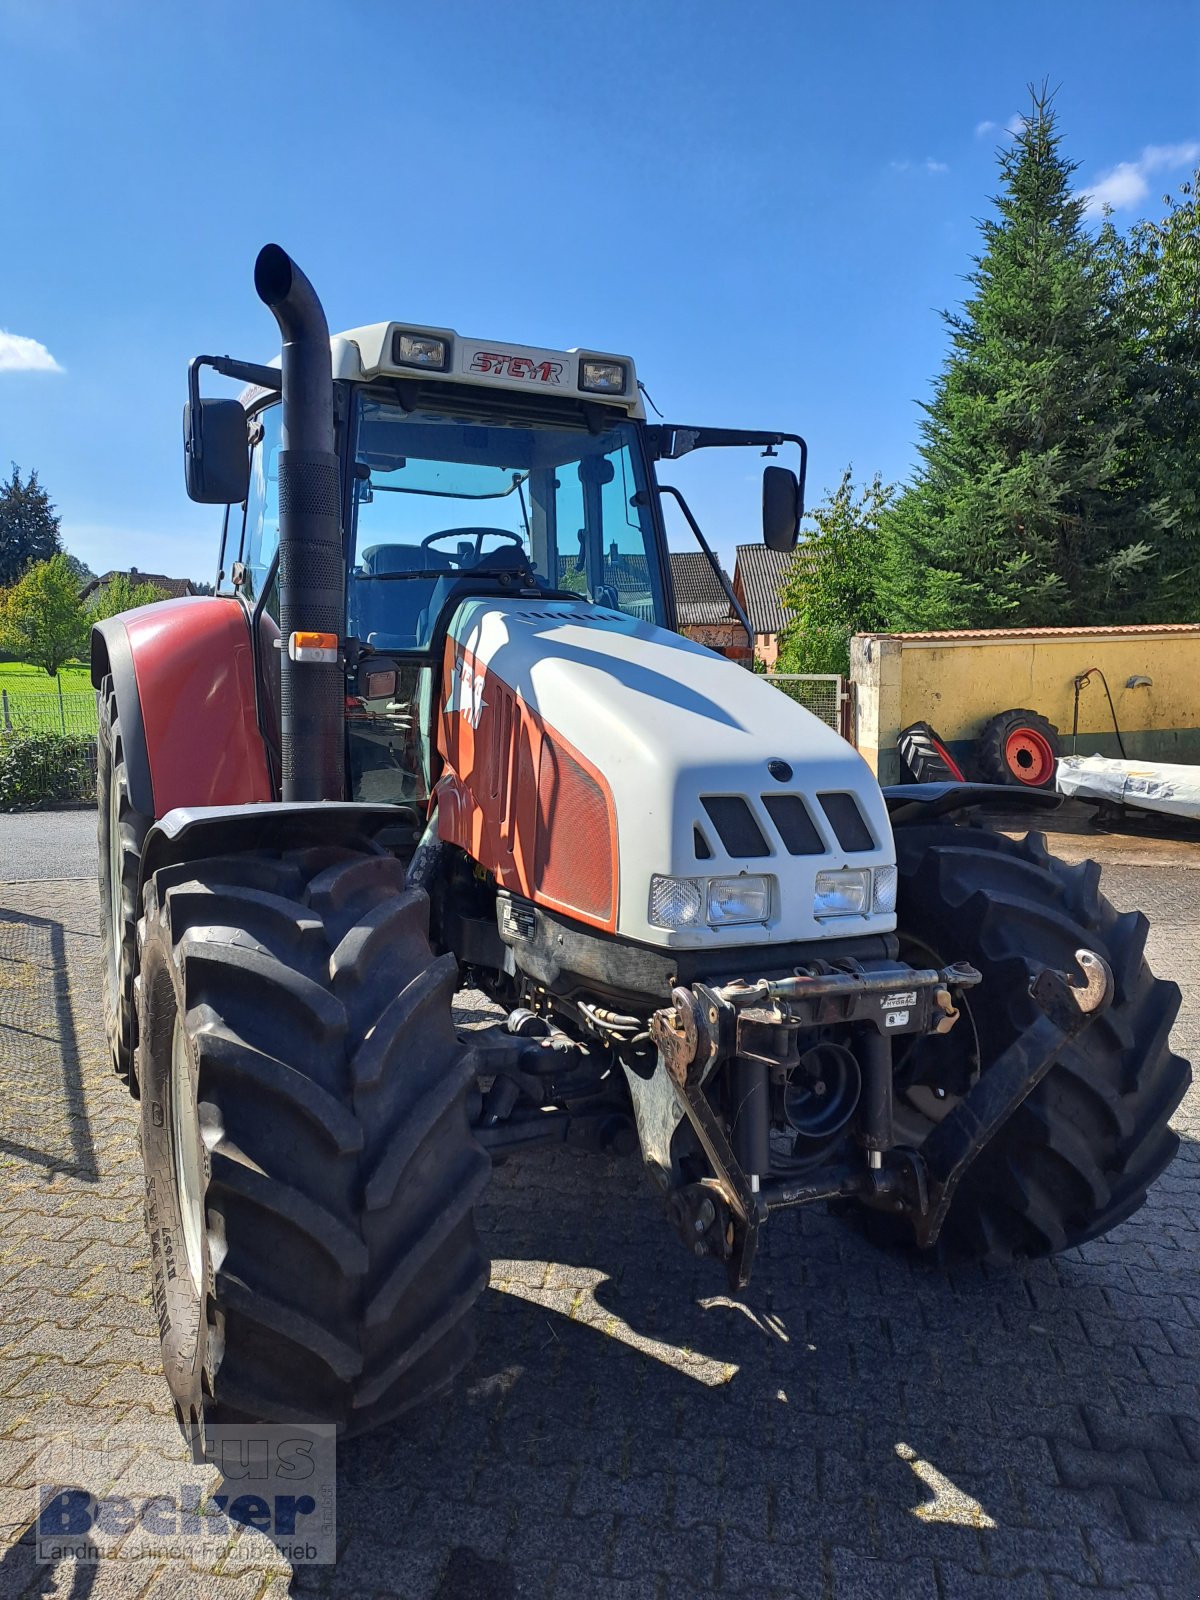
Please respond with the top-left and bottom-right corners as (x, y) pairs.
(254, 244), (344, 804)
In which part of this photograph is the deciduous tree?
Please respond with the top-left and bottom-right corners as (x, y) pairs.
(0, 555), (88, 677)
(776, 471), (893, 675)
(88, 571), (168, 620)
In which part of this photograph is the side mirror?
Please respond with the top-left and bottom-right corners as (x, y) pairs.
(183, 399), (251, 504)
(762, 465), (800, 552)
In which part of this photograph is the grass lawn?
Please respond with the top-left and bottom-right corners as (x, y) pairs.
(0, 660), (92, 694)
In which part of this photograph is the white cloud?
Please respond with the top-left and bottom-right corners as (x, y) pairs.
(975, 113), (1025, 140)
(1080, 140), (1200, 215)
(0, 330), (63, 373)
(889, 157), (948, 177)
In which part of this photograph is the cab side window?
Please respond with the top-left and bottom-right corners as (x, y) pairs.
(241, 405), (282, 601)
(217, 500), (245, 595)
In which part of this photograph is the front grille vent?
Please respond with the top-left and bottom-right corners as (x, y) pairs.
(761, 794), (825, 855)
(818, 792), (875, 852)
(700, 796), (770, 858)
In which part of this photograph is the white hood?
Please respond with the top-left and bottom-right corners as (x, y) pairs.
(445, 597), (896, 949)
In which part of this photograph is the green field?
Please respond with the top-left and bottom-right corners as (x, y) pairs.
(0, 660), (91, 694)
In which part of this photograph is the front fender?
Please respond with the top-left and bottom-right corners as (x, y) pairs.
(91, 597), (273, 818)
(140, 801), (406, 888)
(884, 781), (1061, 827)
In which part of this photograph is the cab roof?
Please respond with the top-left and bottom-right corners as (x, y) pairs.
(240, 324), (644, 419)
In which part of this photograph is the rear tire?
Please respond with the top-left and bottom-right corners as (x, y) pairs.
(97, 676), (149, 1094)
(883, 823), (1190, 1264)
(136, 844), (490, 1437)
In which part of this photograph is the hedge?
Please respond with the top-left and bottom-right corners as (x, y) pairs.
(0, 731), (97, 809)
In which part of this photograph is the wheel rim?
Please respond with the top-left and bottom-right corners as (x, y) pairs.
(170, 1019), (206, 1294)
(106, 765), (123, 995)
(1004, 726), (1055, 786)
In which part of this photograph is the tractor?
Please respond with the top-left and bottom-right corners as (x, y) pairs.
(93, 246), (1190, 1440)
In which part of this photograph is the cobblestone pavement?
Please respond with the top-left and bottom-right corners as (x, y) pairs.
(1, 840), (1198, 1598)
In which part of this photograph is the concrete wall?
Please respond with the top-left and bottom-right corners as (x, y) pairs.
(851, 625), (1200, 784)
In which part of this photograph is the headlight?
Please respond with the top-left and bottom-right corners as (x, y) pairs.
(813, 867), (871, 918)
(707, 875), (771, 925)
(649, 874), (773, 929)
(649, 875), (704, 930)
(579, 358), (628, 394)
(872, 864), (898, 914)
(392, 330), (449, 370)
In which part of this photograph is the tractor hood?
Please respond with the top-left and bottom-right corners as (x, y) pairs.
(436, 596), (896, 949)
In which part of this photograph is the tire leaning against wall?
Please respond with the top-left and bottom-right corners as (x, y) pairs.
(974, 708), (1060, 789)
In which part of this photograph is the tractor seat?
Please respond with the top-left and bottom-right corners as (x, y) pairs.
(361, 543), (434, 574)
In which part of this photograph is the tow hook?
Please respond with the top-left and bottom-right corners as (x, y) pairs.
(1070, 947), (1113, 1014)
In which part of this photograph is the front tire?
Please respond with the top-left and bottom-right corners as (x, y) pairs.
(886, 823), (1190, 1264)
(97, 676), (149, 1094)
(137, 845), (490, 1437)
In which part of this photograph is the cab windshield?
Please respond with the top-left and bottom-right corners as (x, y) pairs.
(350, 392), (665, 650)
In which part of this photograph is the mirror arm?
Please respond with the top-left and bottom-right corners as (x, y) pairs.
(645, 427), (807, 522)
(188, 354), (284, 460)
(639, 485), (754, 655)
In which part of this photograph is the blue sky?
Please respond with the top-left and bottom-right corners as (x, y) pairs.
(1, 0), (1197, 582)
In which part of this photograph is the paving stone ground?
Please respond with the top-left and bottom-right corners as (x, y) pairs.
(1, 818), (1198, 1598)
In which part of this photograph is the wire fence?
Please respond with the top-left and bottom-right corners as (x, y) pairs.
(0, 690), (98, 804)
(765, 673), (847, 735)
(0, 688), (99, 736)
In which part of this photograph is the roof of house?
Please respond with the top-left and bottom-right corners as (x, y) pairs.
(668, 551), (733, 626)
(861, 623), (1200, 644)
(81, 569), (196, 601)
(732, 544), (802, 637)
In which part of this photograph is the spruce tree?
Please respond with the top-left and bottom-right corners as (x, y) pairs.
(882, 87), (1154, 631)
(0, 465), (62, 588)
(1116, 166), (1200, 618)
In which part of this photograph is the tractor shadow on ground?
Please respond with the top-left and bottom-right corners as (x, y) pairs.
(302, 1137), (1200, 1599)
(0, 909), (97, 1182)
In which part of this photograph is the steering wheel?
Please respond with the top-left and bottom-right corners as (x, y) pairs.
(421, 527), (525, 567)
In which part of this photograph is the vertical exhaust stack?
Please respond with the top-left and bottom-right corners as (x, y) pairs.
(254, 244), (344, 803)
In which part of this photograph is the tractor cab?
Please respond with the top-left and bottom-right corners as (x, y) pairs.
(200, 316), (806, 821)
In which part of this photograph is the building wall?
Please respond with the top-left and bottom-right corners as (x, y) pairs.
(756, 631), (780, 669)
(851, 626), (1200, 784)
(679, 621), (748, 657)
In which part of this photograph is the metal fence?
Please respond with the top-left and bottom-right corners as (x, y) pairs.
(765, 673), (850, 738)
(0, 688), (99, 736)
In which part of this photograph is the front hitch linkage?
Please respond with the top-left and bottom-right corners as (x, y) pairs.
(644, 951), (1112, 1290)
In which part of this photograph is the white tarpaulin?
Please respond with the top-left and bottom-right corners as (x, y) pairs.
(1056, 753), (1200, 820)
